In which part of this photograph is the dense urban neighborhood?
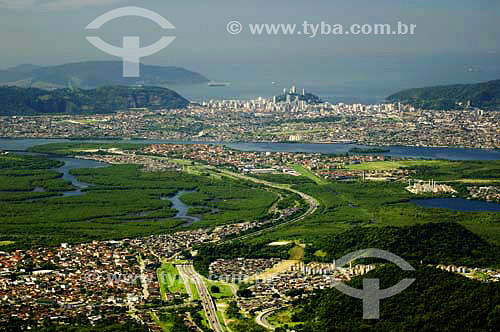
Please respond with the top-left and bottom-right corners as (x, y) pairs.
(0, 95), (498, 149)
(2, 221), (499, 331)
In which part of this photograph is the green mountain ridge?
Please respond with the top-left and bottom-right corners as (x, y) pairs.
(0, 61), (208, 89)
(291, 265), (500, 332)
(387, 79), (500, 110)
(0, 85), (190, 115)
(309, 222), (500, 267)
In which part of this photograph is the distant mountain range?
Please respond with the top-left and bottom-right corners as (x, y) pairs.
(0, 85), (189, 116)
(387, 79), (500, 111)
(0, 61), (208, 89)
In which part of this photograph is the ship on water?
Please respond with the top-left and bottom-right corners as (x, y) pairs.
(207, 81), (231, 87)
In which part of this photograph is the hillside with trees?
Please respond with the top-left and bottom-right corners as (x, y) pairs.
(387, 79), (500, 110)
(0, 85), (189, 115)
(307, 223), (500, 267)
(288, 265), (500, 332)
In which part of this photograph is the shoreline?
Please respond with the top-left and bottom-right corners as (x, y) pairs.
(0, 136), (498, 153)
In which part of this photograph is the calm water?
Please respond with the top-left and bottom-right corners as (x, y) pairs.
(161, 190), (201, 225)
(1, 138), (499, 161)
(411, 198), (500, 212)
(14, 151), (109, 197)
(52, 156), (109, 197)
(171, 54), (500, 104)
(225, 142), (500, 161)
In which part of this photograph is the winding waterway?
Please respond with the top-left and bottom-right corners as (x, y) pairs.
(52, 156), (109, 197)
(14, 151), (109, 197)
(161, 190), (201, 224)
(12, 151), (205, 223)
(2, 138), (500, 213)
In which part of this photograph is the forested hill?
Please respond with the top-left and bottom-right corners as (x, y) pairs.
(0, 61), (208, 89)
(0, 86), (190, 115)
(387, 79), (500, 110)
(291, 265), (500, 332)
(308, 222), (500, 267)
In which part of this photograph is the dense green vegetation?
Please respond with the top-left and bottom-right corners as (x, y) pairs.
(387, 78), (500, 110)
(229, 318), (266, 332)
(0, 169), (74, 193)
(0, 154), (63, 169)
(249, 173), (316, 185)
(306, 222), (500, 267)
(282, 265), (500, 332)
(178, 183), (277, 225)
(0, 61), (208, 88)
(156, 308), (196, 332)
(0, 155), (279, 250)
(402, 160), (500, 181)
(247, 175), (500, 250)
(28, 143), (146, 155)
(0, 85), (189, 115)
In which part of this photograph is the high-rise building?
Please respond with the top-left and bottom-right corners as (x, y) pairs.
(291, 85), (297, 94)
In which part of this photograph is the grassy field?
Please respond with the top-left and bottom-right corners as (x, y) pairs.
(452, 179), (500, 184)
(345, 160), (500, 182)
(267, 309), (302, 329)
(189, 281), (200, 301)
(288, 243), (305, 260)
(291, 164), (329, 185)
(197, 310), (211, 330)
(206, 279), (235, 299)
(248, 179), (500, 245)
(344, 160), (450, 171)
(28, 142), (146, 155)
(158, 263), (185, 298)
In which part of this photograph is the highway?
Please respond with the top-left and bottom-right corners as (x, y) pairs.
(160, 163), (320, 332)
(208, 167), (319, 242)
(180, 264), (224, 332)
(256, 308), (277, 331)
(177, 265), (194, 300)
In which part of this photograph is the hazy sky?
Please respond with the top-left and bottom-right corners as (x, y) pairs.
(0, 0), (499, 95)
